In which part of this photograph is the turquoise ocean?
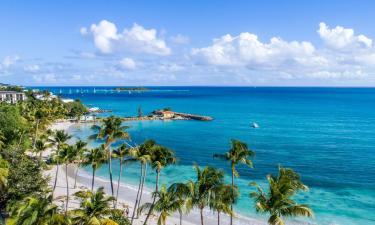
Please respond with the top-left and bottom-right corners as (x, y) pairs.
(38, 87), (375, 225)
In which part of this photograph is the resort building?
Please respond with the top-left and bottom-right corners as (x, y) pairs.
(0, 91), (27, 103)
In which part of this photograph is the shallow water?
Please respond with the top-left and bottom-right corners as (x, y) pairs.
(40, 86), (375, 225)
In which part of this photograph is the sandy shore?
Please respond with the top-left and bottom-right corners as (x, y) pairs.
(45, 121), (267, 225)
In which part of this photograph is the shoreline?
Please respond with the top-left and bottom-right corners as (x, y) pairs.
(46, 163), (266, 225)
(46, 121), (305, 225)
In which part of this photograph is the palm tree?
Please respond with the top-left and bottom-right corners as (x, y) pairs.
(71, 187), (117, 225)
(143, 144), (176, 225)
(213, 139), (255, 225)
(170, 165), (225, 225)
(250, 166), (314, 225)
(82, 145), (107, 191)
(73, 140), (88, 188)
(32, 109), (45, 150)
(112, 143), (133, 208)
(167, 183), (189, 225)
(0, 130), (5, 150)
(0, 156), (9, 193)
(139, 184), (185, 225)
(91, 116), (130, 206)
(34, 139), (48, 160)
(58, 144), (78, 214)
(210, 184), (238, 225)
(130, 139), (154, 223)
(7, 195), (66, 225)
(49, 130), (72, 196)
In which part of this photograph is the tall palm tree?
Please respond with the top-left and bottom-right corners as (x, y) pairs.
(250, 166), (314, 225)
(71, 187), (117, 225)
(73, 140), (88, 188)
(34, 139), (48, 160)
(90, 116), (130, 205)
(0, 156), (9, 193)
(58, 144), (78, 214)
(143, 144), (176, 225)
(167, 183), (189, 225)
(210, 184), (238, 225)
(0, 130), (5, 150)
(112, 143), (133, 208)
(170, 165), (225, 225)
(82, 145), (107, 191)
(49, 130), (72, 196)
(213, 139), (255, 225)
(130, 139), (154, 223)
(139, 185), (185, 225)
(32, 109), (45, 150)
(7, 195), (66, 225)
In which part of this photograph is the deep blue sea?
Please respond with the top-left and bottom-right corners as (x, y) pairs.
(38, 87), (375, 225)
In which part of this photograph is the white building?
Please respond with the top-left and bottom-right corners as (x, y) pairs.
(0, 91), (27, 103)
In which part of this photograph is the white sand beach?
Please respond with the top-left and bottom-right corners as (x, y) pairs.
(45, 121), (268, 225)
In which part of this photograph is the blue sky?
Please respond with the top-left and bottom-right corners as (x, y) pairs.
(1, 0), (375, 86)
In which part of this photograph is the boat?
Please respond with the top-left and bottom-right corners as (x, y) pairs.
(251, 122), (259, 128)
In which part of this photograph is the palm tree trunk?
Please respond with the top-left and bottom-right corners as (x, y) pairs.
(74, 163), (80, 188)
(108, 146), (115, 208)
(52, 144), (61, 197)
(143, 170), (160, 225)
(33, 119), (39, 150)
(200, 207), (204, 225)
(230, 164), (234, 225)
(52, 164), (59, 196)
(131, 165), (143, 224)
(65, 163), (69, 214)
(217, 211), (220, 225)
(91, 167), (96, 191)
(179, 211), (182, 225)
(137, 163), (147, 217)
(115, 159), (124, 208)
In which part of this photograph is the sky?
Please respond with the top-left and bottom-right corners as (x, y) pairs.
(1, 0), (375, 86)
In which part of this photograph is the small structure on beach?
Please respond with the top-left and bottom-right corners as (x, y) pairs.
(159, 110), (175, 119)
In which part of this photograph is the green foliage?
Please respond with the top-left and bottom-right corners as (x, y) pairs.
(5, 155), (49, 207)
(91, 116), (130, 147)
(250, 166), (314, 225)
(214, 139), (255, 177)
(0, 104), (28, 147)
(0, 155), (9, 202)
(162, 107), (172, 112)
(65, 99), (88, 120)
(109, 209), (130, 225)
(71, 187), (117, 224)
(139, 185), (185, 225)
(0, 86), (23, 92)
(7, 195), (65, 225)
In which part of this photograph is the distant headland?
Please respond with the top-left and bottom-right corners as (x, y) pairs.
(113, 87), (150, 91)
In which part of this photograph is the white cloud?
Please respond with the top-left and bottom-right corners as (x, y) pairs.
(33, 73), (57, 83)
(170, 34), (190, 44)
(122, 23), (171, 55)
(189, 22), (375, 82)
(1, 55), (19, 68)
(84, 20), (171, 55)
(318, 22), (372, 50)
(90, 20), (119, 54)
(0, 55), (19, 74)
(118, 57), (136, 70)
(191, 33), (315, 67)
(157, 63), (185, 72)
(24, 64), (40, 72)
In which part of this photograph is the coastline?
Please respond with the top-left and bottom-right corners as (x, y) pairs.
(46, 121), (267, 225)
